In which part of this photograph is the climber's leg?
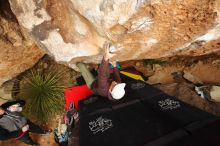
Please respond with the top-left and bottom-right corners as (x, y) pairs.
(76, 63), (95, 88)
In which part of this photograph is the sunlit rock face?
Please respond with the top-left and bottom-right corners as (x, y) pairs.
(0, 0), (44, 86)
(9, 0), (220, 67)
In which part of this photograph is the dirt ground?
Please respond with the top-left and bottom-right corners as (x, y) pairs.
(1, 55), (220, 146)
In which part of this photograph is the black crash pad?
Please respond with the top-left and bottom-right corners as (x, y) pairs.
(79, 75), (219, 146)
(155, 119), (220, 146)
(79, 102), (181, 146)
(124, 79), (215, 127)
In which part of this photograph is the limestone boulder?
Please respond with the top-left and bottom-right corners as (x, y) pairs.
(8, 0), (220, 67)
(0, 0), (44, 86)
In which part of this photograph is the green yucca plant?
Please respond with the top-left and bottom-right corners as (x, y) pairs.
(19, 70), (65, 123)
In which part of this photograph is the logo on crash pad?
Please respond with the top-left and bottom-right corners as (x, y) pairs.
(130, 82), (145, 90)
(158, 98), (181, 110)
(89, 116), (113, 134)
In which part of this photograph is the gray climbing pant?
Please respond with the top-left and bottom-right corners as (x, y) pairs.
(76, 63), (95, 88)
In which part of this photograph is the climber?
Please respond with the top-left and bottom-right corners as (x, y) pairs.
(76, 42), (126, 100)
(0, 100), (51, 146)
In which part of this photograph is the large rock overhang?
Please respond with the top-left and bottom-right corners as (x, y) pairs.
(9, 0), (220, 67)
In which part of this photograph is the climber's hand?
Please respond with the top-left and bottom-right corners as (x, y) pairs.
(22, 124), (29, 132)
(110, 61), (117, 67)
(104, 42), (116, 61)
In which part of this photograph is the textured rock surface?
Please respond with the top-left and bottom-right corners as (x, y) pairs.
(8, 0), (220, 67)
(120, 56), (220, 85)
(0, 0), (44, 86)
(0, 81), (14, 105)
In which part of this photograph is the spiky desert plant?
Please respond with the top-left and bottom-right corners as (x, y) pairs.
(20, 70), (65, 123)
